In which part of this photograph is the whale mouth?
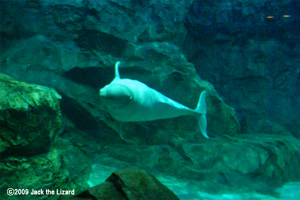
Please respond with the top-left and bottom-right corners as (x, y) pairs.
(99, 89), (106, 97)
(99, 85), (131, 98)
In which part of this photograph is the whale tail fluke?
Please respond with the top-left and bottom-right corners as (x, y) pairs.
(195, 91), (208, 138)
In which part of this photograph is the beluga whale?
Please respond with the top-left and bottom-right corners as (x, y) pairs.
(99, 61), (208, 138)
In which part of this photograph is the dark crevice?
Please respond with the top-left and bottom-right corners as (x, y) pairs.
(0, 137), (51, 160)
(63, 67), (114, 89)
(296, 72), (300, 97)
(59, 92), (99, 130)
(75, 29), (127, 57)
(75, 191), (98, 200)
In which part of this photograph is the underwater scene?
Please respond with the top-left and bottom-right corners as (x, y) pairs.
(0, 0), (300, 199)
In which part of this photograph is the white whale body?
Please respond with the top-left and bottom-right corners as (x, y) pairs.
(99, 61), (208, 138)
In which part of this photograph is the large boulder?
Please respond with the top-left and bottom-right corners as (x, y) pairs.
(0, 73), (61, 199)
(0, 73), (62, 158)
(0, 73), (91, 199)
(63, 167), (179, 200)
(180, 134), (300, 194)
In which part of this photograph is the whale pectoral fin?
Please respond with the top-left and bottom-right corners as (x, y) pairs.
(197, 114), (208, 139)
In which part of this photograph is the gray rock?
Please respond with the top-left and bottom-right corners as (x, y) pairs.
(86, 134), (300, 195)
(0, 74), (91, 200)
(184, 0), (300, 138)
(0, 73), (62, 199)
(0, 0), (191, 45)
(0, 73), (62, 157)
(64, 167), (180, 200)
(185, 39), (300, 138)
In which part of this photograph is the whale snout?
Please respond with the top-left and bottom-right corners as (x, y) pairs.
(99, 88), (107, 97)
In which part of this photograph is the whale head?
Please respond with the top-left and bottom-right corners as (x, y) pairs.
(99, 83), (133, 110)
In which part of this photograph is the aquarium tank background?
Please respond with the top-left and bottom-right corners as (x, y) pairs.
(0, 0), (300, 199)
